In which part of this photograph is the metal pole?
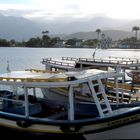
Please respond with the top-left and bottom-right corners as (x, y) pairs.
(68, 85), (74, 121)
(33, 87), (36, 97)
(115, 77), (119, 106)
(24, 87), (29, 118)
(121, 75), (124, 102)
(80, 64), (83, 71)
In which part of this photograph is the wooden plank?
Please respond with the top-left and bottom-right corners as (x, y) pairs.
(0, 77), (67, 82)
(107, 81), (133, 91)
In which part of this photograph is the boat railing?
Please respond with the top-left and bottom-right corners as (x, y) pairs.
(0, 94), (43, 117)
(78, 58), (140, 65)
(43, 59), (75, 67)
(0, 95), (25, 112)
(62, 57), (79, 61)
(42, 58), (52, 63)
(61, 56), (140, 64)
(108, 56), (139, 61)
(0, 96), (24, 105)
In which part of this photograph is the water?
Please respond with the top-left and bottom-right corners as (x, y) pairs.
(0, 47), (140, 73)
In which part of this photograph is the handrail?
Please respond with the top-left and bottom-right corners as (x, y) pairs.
(108, 56), (139, 61)
(79, 58), (139, 64)
(43, 59), (75, 67)
(0, 97), (24, 103)
(62, 57), (79, 61)
(0, 71), (124, 88)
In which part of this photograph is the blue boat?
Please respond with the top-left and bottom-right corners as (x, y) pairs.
(0, 69), (139, 139)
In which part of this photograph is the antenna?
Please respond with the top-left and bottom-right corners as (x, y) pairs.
(6, 60), (11, 73)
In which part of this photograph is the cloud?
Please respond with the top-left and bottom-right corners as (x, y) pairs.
(0, 0), (140, 22)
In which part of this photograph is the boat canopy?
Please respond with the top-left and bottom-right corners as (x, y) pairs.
(0, 69), (125, 119)
(0, 69), (112, 83)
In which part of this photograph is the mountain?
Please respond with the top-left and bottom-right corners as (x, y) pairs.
(0, 14), (43, 41)
(63, 30), (133, 41)
(41, 16), (130, 34)
(0, 14), (139, 41)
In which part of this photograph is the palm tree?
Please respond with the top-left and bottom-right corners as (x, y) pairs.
(95, 29), (101, 40)
(132, 26), (140, 41)
(41, 30), (50, 47)
(42, 30), (49, 35)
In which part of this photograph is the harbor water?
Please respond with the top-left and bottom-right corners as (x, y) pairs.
(0, 47), (140, 73)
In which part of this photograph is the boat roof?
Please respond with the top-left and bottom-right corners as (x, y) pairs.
(0, 69), (106, 80)
(0, 69), (118, 83)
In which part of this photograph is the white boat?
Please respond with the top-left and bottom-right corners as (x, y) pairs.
(38, 68), (131, 103)
(42, 56), (140, 72)
(0, 69), (140, 139)
(41, 56), (140, 95)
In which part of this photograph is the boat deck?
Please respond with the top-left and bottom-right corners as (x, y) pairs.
(42, 56), (140, 71)
(42, 58), (76, 69)
(62, 56), (140, 69)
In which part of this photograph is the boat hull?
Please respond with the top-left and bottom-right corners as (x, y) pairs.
(0, 116), (140, 140)
(0, 107), (140, 138)
(84, 122), (140, 139)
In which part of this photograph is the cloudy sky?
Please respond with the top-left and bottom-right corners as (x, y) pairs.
(0, 0), (140, 22)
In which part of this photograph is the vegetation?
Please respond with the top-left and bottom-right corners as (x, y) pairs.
(83, 39), (98, 47)
(0, 26), (140, 48)
(0, 31), (62, 48)
(0, 39), (10, 46)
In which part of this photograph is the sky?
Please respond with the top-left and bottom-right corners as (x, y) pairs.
(0, 0), (140, 22)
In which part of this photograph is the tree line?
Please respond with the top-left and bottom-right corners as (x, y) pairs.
(0, 31), (61, 47)
(0, 30), (99, 48)
(0, 26), (139, 47)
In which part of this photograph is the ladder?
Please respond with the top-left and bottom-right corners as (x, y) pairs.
(88, 76), (113, 117)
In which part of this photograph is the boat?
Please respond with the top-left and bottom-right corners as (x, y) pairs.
(0, 69), (140, 139)
(41, 56), (140, 72)
(41, 56), (140, 92)
(39, 68), (132, 103)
